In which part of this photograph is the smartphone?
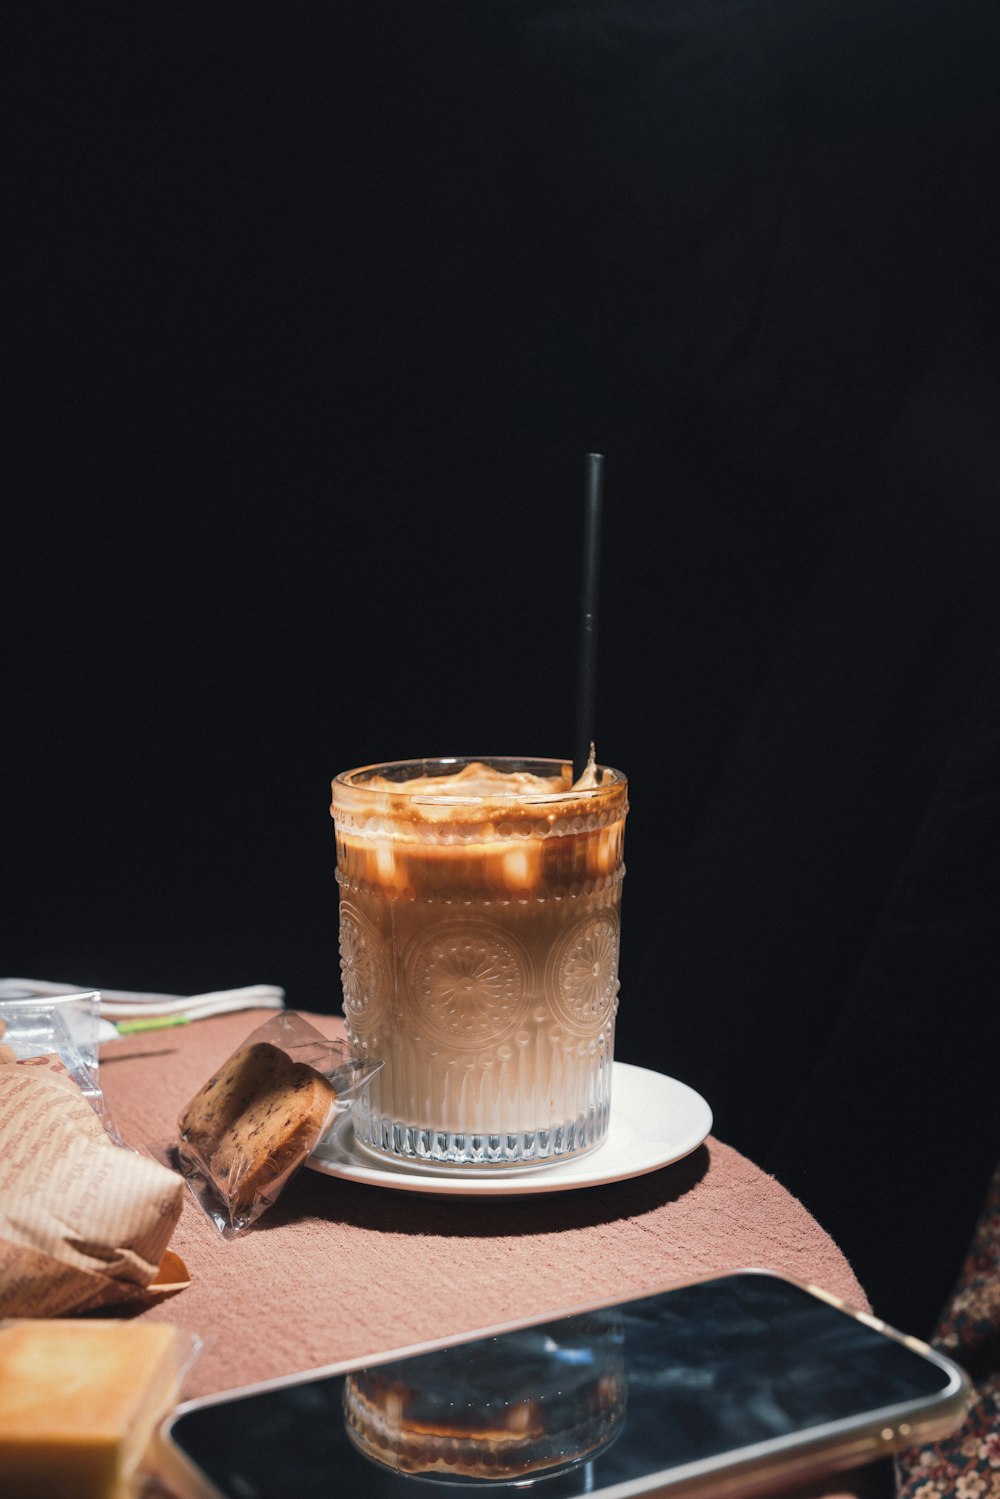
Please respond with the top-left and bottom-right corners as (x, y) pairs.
(157, 1269), (968, 1499)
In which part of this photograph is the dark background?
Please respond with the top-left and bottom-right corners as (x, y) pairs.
(7, 2), (1000, 1339)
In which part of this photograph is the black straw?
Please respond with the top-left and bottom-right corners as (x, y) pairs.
(573, 453), (604, 782)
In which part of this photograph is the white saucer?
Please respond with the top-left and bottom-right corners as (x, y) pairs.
(306, 1062), (712, 1198)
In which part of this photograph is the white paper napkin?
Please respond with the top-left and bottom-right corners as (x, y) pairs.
(0, 979), (285, 1040)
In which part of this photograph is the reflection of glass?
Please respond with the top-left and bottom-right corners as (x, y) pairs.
(330, 758), (628, 1169)
(342, 1312), (627, 1484)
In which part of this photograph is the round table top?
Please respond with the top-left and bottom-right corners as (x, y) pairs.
(100, 1008), (869, 1404)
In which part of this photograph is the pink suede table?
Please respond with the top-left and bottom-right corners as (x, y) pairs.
(101, 1009), (877, 1498)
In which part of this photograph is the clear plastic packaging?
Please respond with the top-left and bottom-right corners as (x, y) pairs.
(176, 1010), (381, 1237)
(0, 989), (105, 1115)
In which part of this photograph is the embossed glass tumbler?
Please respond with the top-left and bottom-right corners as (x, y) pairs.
(330, 757), (628, 1168)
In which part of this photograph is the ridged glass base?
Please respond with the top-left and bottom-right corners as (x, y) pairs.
(353, 1090), (612, 1169)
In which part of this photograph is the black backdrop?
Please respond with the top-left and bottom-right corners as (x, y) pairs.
(7, 1), (1000, 1339)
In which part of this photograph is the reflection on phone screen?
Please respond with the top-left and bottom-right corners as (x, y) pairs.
(170, 1273), (957, 1497)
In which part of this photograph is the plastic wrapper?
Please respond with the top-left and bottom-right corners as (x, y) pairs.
(0, 989), (107, 1118)
(175, 1010), (382, 1237)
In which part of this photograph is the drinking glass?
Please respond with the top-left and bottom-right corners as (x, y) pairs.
(330, 756), (627, 1168)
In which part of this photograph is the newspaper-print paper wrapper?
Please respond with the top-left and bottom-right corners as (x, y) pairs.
(0, 1055), (189, 1316)
(175, 1010), (382, 1238)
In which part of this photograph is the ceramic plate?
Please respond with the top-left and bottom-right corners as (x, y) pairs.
(306, 1062), (712, 1197)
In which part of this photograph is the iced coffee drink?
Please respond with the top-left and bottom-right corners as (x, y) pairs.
(330, 757), (627, 1168)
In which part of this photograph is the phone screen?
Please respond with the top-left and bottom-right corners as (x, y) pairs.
(167, 1272), (959, 1497)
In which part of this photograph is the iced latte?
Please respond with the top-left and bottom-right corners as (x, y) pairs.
(330, 757), (627, 1168)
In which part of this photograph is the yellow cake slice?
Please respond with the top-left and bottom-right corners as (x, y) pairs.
(0, 1319), (181, 1499)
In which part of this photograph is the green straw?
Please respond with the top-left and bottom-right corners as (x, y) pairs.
(114, 1014), (192, 1035)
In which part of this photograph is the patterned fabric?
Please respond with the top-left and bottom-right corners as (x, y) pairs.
(897, 1162), (1000, 1497)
